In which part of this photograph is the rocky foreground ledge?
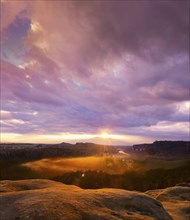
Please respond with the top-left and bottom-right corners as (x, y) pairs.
(0, 180), (189, 220)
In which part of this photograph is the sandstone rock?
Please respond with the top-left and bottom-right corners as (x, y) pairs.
(0, 179), (172, 220)
(146, 186), (190, 220)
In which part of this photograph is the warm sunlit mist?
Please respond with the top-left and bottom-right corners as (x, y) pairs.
(22, 156), (134, 176)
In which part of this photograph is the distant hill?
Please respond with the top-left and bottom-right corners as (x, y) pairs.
(0, 141), (189, 161)
(0, 142), (117, 161)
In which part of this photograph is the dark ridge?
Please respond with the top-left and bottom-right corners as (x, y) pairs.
(0, 142), (117, 161)
(132, 141), (190, 159)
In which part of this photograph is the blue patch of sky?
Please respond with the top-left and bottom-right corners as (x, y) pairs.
(1, 10), (31, 66)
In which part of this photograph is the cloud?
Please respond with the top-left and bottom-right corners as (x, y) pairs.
(0, 0), (29, 31)
(1, 1), (189, 142)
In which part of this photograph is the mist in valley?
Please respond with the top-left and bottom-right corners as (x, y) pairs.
(21, 155), (189, 178)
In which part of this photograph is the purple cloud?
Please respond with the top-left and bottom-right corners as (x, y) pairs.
(1, 1), (189, 143)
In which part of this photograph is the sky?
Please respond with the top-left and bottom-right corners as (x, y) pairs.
(0, 0), (190, 145)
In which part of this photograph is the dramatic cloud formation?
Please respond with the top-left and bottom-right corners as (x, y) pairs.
(1, 1), (189, 144)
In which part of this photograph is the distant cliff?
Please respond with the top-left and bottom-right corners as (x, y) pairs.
(132, 141), (190, 159)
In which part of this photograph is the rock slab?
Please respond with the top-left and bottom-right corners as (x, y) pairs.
(1, 179), (188, 220)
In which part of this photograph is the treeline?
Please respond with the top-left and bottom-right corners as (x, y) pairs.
(52, 161), (190, 191)
(1, 159), (189, 192)
(0, 160), (37, 180)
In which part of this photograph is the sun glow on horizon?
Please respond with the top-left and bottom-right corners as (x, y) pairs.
(99, 132), (110, 139)
(1, 131), (153, 145)
(98, 131), (124, 140)
(1, 131), (125, 142)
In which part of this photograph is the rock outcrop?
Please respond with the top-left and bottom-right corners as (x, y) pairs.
(0, 179), (189, 220)
(132, 141), (190, 159)
(146, 186), (190, 220)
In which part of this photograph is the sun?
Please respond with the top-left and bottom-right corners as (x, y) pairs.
(97, 129), (126, 140)
(99, 132), (110, 139)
